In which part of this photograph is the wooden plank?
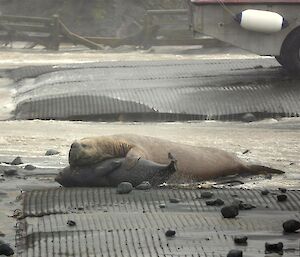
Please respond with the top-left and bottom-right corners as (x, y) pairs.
(0, 23), (49, 33)
(0, 15), (51, 24)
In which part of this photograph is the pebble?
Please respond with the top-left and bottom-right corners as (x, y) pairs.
(11, 156), (23, 165)
(278, 187), (287, 193)
(159, 204), (166, 209)
(221, 205), (239, 218)
(265, 242), (283, 253)
(169, 198), (180, 203)
(67, 220), (76, 226)
(3, 169), (18, 176)
(0, 241), (14, 256)
(135, 181), (151, 190)
(227, 249), (243, 257)
(206, 199), (224, 206)
(277, 194), (287, 202)
(234, 235), (248, 244)
(165, 230), (176, 237)
(117, 182), (133, 194)
(45, 149), (60, 156)
(283, 219), (300, 233)
(261, 189), (270, 195)
(24, 164), (36, 170)
(201, 191), (214, 199)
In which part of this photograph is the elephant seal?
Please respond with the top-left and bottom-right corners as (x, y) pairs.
(56, 155), (177, 187)
(68, 134), (284, 182)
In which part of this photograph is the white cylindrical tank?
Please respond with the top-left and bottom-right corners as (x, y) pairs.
(235, 9), (288, 33)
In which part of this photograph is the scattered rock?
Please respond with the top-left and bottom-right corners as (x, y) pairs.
(159, 204), (166, 209)
(67, 220), (76, 226)
(135, 181), (151, 190)
(277, 194), (287, 202)
(169, 198), (180, 203)
(242, 113), (256, 122)
(234, 235), (248, 245)
(283, 219), (300, 233)
(227, 249), (243, 257)
(221, 205), (239, 219)
(165, 230), (176, 237)
(206, 198), (224, 206)
(278, 187), (287, 193)
(265, 242), (283, 254)
(45, 149), (60, 156)
(261, 189), (270, 195)
(242, 149), (250, 154)
(117, 182), (133, 194)
(0, 241), (14, 256)
(201, 191), (214, 199)
(11, 156), (23, 165)
(24, 164), (36, 170)
(239, 202), (256, 210)
(3, 169), (18, 176)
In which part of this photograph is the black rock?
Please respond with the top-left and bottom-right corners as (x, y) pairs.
(278, 187), (287, 193)
(11, 156), (23, 165)
(117, 182), (133, 194)
(206, 198), (224, 206)
(283, 219), (300, 233)
(45, 149), (60, 156)
(0, 242), (14, 256)
(169, 198), (180, 203)
(261, 189), (270, 195)
(159, 204), (166, 209)
(242, 149), (250, 154)
(277, 194), (287, 202)
(227, 249), (243, 257)
(234, 235), (248, 244)
(201, 191), (214, 199)
(135, 181), (151, 190)
(24, 164), (36, 170)
(265, 242), (283, 254)
(165, 230), (176, 237)
(67, 220), (76, 226)
(221, 205), (239, 218)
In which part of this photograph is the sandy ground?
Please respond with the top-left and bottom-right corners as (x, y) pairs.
(0, 47), (298, 255)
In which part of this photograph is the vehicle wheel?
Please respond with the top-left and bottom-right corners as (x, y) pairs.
(280, 30), (300, 72)
(275, 55), (285, 66)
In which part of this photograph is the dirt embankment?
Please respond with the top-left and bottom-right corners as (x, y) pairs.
(0, 0), (187, 37)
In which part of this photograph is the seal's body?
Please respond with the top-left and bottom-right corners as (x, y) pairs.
(68, 134), (284, 182)
(56, 156), (177, 187)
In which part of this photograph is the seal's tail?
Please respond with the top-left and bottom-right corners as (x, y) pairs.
(246, 165), (285, 175)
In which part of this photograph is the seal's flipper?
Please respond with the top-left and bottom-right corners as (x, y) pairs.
(246, 165), (284, 175)
(94, 159), (123, 176)
(167, 152), (177, 173)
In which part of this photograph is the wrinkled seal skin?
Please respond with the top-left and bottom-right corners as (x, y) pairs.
(56, 156), (177, 187)
(68, 134), (284, 182)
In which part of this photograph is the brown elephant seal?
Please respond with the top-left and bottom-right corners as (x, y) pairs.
(56, 155), (177, 187)
(69, 134), (284, 182)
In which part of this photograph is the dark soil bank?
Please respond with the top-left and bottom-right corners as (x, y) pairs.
(0, 0), (187, 37)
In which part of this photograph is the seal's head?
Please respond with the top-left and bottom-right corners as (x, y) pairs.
(68, 137), (132, 167)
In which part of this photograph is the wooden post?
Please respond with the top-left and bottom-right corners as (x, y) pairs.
(48, 14), (60, 50)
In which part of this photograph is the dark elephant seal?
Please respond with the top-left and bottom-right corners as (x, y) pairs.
(56, 155), (177, 187)
(68, 134), (284, 182)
